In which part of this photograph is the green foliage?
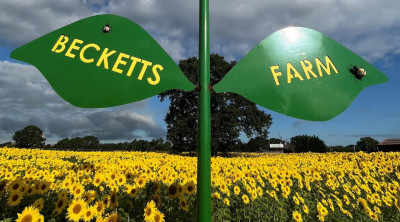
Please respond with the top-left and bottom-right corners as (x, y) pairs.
(247, 136), (269, 152)
(159, 54), (272, 155)
(329, 145), (358, 152)
(290, 135), (327, 153)
(53, 136), (99, 150)
(356, 137), (379, 152)
(53, 137), (172, 152)
(269, 137), (283, 144)
(12, 125), (45, 148)
(130, 138), (171, 152)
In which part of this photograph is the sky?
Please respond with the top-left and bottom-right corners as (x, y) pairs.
(0, 0), (399, 146)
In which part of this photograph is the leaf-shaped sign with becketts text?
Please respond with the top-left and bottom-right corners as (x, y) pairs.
(213, 27), (388, 121)
(11, 14), (195, 108)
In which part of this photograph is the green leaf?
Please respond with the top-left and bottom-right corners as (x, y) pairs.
(10, 14), (195, 108)
(213, 27), (388, 121)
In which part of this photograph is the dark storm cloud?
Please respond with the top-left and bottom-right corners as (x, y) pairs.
(0, 61), (166, 143)
(1, 0), (399, 62)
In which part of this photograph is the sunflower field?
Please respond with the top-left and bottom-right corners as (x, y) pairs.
(0, 147), (400, 222)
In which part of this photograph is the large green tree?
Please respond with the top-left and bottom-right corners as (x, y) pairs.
(12, 125), (45, 148)
(159, 54), (273, 155)
(290, 135), (326, 153)
(356, 137), (379, 152)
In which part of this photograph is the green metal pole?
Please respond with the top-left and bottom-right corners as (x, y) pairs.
(197, 0), (211, 221)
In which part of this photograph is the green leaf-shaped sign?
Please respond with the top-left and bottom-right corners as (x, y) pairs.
(213, 27), (388, 121)
(10, 14), (195, 108)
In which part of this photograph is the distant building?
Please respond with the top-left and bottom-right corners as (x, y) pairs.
(263, 142), (293, 153)
(378, 138), (400, 152)
(269, 144), (285, 153)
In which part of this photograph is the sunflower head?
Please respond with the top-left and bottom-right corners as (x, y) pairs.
(67, 199), (87, 222)
(292, 211), (303, 222)
(144, 201), (156, 222)
(107, 212), (119, 222)
(167, 184), (178, 198)
(16, 206), (43, 222)
(154, 210), (165, 222)
(179, 197), (189, 212)
(8, 191), (23, 206)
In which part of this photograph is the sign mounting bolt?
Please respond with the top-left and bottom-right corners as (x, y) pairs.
(102, 24), (111, 33)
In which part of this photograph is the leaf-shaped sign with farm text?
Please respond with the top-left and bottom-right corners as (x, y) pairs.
(10, 14), (195, 108)
(213, 27), (388, 121)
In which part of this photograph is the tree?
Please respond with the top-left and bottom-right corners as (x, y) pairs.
(247, 136), (269, 152)
(12, 125), (45, 148)
(159, 54), (273, 155)
(290, 135), (326, 153)
(356, 137), (379, 152)
(53, 136), (99, 150)
(269, 138), (283, 144)
(54, 138), (70, 149)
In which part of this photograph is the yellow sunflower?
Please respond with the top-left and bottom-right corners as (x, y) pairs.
(58, 189), (69, 199)
(102, 195), (110, 207)
(303, 205), (309, 214)
(16, 206), (43, 222)
(293, 196), (300, 205)
(8, 190), (23, 206)
(242, 194), (250, 204)
(67, 199), (87, 222)
(144, 200), (157, 222)
(179, 197), (189, 212)
(136, 177), (147, 189)
(167, 183), (179, 198)
(116, 174), (126, 186)
(83, 206), (95, 222)
(93, 174), (103, 187)
(7, 178), (25, 193)
(213, 191), (221, 200)
(37, 181), (51, 195)
(109, 191), (118, 209)
(369, 211), (379, 221)
(292, 211), (303, 222)
(32, 198), (44, 211)
(154, 210), (165, 222)
(81, 191), (93, 204)
(94, 201), (105, 216)
(54, 196), (68, 215)
(25, 185), (34, 196)
(234, 186), (240, 196)
(107, 212), (119, 222)
(72, 183), (85, 197)
(125, 184), (138, 198)
(223, 198), (230, 206)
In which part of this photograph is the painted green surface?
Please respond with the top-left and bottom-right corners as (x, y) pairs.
(213, 27), (388, 121)
(197, 0), (212, 221)
(10, 14), (195, 108)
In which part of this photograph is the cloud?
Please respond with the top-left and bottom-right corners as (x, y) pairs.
(0, 60), (165, 143)
(1, 0), (399, 63)
(85, 110), (165, 140)
(0, 0), (94, 47)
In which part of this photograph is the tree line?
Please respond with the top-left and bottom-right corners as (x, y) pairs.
(3, 125), (380, 154)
